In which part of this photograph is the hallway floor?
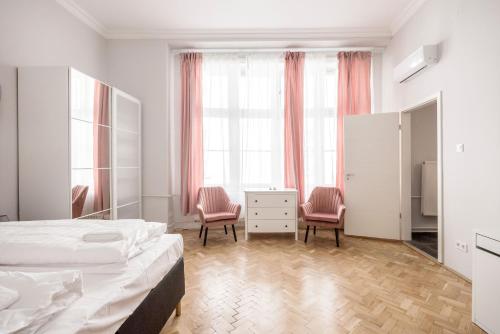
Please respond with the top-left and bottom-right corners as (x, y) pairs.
(408, 232), (438, 259)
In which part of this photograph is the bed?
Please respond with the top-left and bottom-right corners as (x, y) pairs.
(0, 220), (185, 334)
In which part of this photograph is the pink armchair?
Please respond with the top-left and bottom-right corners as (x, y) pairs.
(72, 185), (89, 218)
(197, 187), (241, 246)
(300, 187), (345, 247)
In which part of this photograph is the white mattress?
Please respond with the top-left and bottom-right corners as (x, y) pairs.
(36, 234), (183, 334)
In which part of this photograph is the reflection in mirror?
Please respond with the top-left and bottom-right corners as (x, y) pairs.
(71, 69), (110, 125)
(72, 185), (89, 218)
(71, 120), (110, 169)
(71, 69), (112, 219)
(79, 210), (112, 220)
(72, 169), (111, 218)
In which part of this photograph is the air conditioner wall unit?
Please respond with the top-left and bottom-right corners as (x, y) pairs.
(394, 45), (438, 83)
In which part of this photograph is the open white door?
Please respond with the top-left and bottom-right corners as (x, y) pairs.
(343, 113), (401, 240)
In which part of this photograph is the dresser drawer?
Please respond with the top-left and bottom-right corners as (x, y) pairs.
(247, 220), (295, 233)
(247, 207), (296, 220)
(247, 194), (296, 208)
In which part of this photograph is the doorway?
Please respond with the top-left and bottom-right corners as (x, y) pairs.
(400, 94), (443, 261)
(342, 93), (443, 261)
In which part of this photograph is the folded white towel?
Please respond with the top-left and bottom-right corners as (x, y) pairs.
(0, 285), (19, 311)
(82, 231), (124, 243)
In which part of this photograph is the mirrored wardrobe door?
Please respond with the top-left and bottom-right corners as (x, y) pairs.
(70, 69), (112, 219)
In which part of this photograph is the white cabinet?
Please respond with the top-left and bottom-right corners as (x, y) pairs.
(112, 89), (142, 219)
(244, 189), (298, 240)
(473, 230), (500, 334)
(18, 67), (142, 220)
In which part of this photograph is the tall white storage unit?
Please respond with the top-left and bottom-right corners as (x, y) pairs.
(18, 67), (142, 220)
(113, 89), (142, 219)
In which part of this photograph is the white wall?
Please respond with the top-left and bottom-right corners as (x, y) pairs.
(382, 0), (500, 278)
(410, 103), (437, 232)
(106, 40), (174, 229)
(0, 0), (107, 220)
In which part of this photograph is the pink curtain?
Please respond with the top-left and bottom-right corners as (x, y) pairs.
(93, 81), (110, 215)
(180, 53), (204, 215)
(336, 51), (372, 195)
(284, 52), (305, 204)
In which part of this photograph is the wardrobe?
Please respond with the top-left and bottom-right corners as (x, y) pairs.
(18, 67), (142, 221)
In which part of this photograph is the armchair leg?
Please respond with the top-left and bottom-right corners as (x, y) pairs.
(334, 228), (339, 247)
(199, 225), (203, 238)
(313, 226), (316, 235)
(224, 225), (227, 234)
(203, 227), (208, 246)
(232, 224), (237, 242)
(305, 225), (310, 243)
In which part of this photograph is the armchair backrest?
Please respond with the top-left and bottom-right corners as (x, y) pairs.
(72, 185), (89, 218)
(308, 187), (343, 214)
(197, 187), (231, 214)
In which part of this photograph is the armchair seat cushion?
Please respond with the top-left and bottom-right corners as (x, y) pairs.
(204, 212), (237, 222)
(304, 212), (339, 223)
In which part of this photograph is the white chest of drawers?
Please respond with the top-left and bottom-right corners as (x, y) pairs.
(244, 189), (298, 240)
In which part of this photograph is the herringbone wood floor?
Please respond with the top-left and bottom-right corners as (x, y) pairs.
(161, 227), (483, 334)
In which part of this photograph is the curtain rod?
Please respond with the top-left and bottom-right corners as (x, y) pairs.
(172, 47), (384, 55)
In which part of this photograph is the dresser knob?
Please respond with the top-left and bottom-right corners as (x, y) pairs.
(254, 212), (258, 215)
(254, 200), (258, 203)
(284, 212), (288, 215)
(285, 225), (288, 228)
(255, 225), (258, 228)
(284, 199), (288, 202)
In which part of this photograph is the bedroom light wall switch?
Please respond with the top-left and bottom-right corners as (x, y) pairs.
(456, 144), (464, 153)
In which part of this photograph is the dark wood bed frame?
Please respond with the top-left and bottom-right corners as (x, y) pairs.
(116, 257), (185, 334)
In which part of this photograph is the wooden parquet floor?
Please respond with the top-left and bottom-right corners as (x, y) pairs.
(161, 227), (484, 334)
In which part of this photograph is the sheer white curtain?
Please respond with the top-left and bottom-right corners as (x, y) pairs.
(303, 53), (339, 200)
(203, 53), (284, 205)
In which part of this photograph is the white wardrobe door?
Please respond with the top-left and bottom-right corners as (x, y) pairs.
(113, 89), (142, 219)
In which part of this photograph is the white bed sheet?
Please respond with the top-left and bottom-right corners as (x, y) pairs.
(35, 234), (183, 334)
(0, 220), (166, 266)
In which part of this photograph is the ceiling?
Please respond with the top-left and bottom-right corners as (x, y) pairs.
(58, 0), (426, 43)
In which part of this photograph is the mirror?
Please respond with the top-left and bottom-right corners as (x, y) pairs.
(70, 69), (112, 219)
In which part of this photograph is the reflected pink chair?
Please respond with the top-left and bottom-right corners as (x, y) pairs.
(300, 187), (346, 247)
(72, 185), (89, 219)
(197, 187), (241, 246)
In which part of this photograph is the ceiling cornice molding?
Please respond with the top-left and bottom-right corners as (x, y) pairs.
(56, 0), (415, 44)
(391, 0), (429, 35)
(104, 27), (392, 42)
(56, 0), (108, 36)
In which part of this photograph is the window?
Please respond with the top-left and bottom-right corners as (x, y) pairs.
(201, 52), (339, 202)
(203, 54), (284, 203)
(303, 54), (339, 199)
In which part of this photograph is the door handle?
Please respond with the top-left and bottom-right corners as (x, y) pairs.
(345, 173), (355, 180)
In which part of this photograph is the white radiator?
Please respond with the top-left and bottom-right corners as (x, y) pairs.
(421, 161), (437, 216)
